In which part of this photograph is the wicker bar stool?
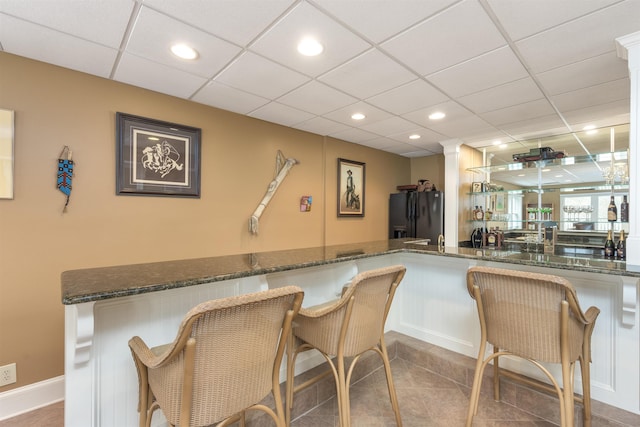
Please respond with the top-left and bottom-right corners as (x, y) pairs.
(466, 266), (599, 427)
(286, 265), (406, 427)
(128, 286), (304, 427)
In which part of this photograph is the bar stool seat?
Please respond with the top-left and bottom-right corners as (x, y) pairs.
(286, 265), (406, 427)
(128, 286), (304, 427)
(466, 266), (599, 427)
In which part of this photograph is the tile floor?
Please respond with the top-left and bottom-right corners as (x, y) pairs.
(2, 333), (638, 426)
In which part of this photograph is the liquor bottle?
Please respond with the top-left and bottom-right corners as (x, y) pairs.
(604, 229), (615, 258)
(471, 228), (483, 248)
(607, 196), (617, 222)
(616, 230), (626, 260)
(475, 206), (484, 220)
(487, 228), (497, 247)
(620, 195), (629, 222)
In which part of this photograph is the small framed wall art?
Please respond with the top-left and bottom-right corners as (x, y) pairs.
(337, 158), (365, 217)
(116, 112), (201, 197)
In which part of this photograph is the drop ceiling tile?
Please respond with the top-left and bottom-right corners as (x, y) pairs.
(191, 81), (270, 115)
(314, 0), (457, 43)
(215, 51), (310, 99)
(319, 49), (415, 99)
(426, 46), (529, 98)
(535, 51), (629, 95)
(114, 53), (208, 99)
(426, 115), (497, 139)
(248, 102), (315, 127)
(387, 127), (447, 144)
(404, 150), (438, 158)
(406, 140), (444, 154)
(359, 116), (418, 136)
(552, 78), (629, 112)
(277, 80), (358, 115)
(141, 0), (294, 46)
(249, 1), (371, 77)
(329, 127), (381, 143)
(0, 0), (133, 47)
(357, 137), (405, 151)
(381, 142), (433, 157)
(381, 0), (506, 75)
(323, 102), (393, 127)
(562, 99), (631, 128)
(291, 116), (350, 136)
(0, 14), (118, 78)
(456, 77), (544, 114)
(366, 79), (449, 115)
(463, 132), (517, 148)
(486, 0), (620, 41)
(480, 99), (557, 127)
(498, 115), (569, 140)
(126, 7), (242, 78)
(515, 0), (640, 73)
(402, 100), (474, 127)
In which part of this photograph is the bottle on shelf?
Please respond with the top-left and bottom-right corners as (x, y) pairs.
(475, 205), (484, 220)
(486, 228), (497, 247)
(620, 195), (629, 222)
(604, 229), (615, 258)
(616, 230), (626, 260)
(472, 206), (479, 220)
(607, 196), (617, 222)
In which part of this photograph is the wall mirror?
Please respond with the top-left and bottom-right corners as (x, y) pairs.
(468, 123), (630, 235)
(480, 123), (629, 187)
(0, 109), (14, 199)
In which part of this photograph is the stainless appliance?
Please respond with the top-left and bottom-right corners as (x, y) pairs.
(389, 191), (444, 242)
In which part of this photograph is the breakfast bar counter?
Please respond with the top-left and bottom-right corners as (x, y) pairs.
(62, 239), (640, 426)
(61, 238), (639, 305)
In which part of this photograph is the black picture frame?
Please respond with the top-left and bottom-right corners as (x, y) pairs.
(337, 158), (365, 217)
(116, 112), (201, 197)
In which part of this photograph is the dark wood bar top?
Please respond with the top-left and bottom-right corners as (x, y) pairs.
(61, 239), (639, 305)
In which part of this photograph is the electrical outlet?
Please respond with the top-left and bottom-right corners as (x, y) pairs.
(0, 363), (16, 387)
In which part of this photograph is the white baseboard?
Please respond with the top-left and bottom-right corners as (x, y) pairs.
(0, 376), (64, 421)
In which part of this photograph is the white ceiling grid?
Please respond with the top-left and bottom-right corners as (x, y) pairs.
(0, 0), (638, 157)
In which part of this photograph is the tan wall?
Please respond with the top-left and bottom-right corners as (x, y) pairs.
(0, 52), (410, 390)
(410, 154), (445, 191)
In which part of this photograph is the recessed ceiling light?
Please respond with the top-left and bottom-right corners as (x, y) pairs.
(351, 113), (365, 120)
(583, 125), (597, 135)
(409, 134), (421, 140)
(297, 37), (323, 56)
(492, 140), (501, 145)
(171, 44), (199, 60)
(428, 112), (445, 120)
(517, 174), (525, 177)
(541, 168), (551, 172)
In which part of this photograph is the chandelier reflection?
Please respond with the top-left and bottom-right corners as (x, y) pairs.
(603, 162), (629, 185)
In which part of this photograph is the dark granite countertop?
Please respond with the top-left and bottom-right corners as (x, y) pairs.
(61, 239), (640, 305)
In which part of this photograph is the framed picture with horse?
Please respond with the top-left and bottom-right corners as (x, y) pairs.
(337, 158), (365, 217)
(116, 112), (201, 197)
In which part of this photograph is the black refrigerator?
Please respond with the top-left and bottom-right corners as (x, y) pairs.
(389, 191), (444, 242)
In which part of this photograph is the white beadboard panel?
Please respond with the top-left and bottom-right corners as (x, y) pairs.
(394, 253), (479, 355)
(92, 279), (247, 426)
(266, 261), (358, 307)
